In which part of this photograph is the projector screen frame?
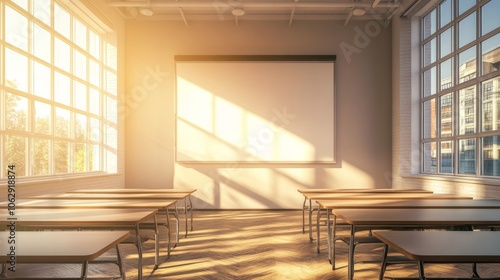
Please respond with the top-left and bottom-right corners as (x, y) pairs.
(174, 55), (336, 165)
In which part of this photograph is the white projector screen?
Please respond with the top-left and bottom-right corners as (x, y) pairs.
(175, 55), (335, 163)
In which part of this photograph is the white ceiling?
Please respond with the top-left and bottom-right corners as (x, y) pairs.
(107, 0), (406, 26)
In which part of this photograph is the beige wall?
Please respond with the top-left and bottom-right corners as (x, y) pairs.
(124, 19), (393, 208)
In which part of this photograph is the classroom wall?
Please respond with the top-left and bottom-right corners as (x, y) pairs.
(124, 18), (393, 208)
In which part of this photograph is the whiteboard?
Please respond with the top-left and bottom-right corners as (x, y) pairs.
(175, 55), (335, 163)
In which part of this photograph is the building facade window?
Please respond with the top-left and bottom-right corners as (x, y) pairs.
(421, 0), (500, 177)
(0, 0), (118, 180)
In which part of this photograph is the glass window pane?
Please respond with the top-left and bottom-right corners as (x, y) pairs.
(423, 142), (437, 173)
(5, 6), (28, 51)
(32, 61), (51, 99)
(32, 0), (51, 25)
(89, 60), (100, 87)
(106, 42), (117, 70)
(34, 101), (51, 134)
(458, 12), (476, 48)
(89, 88), (100, 115)
(423, 38), (437, 67)
(423, 98), (437, 138)
(74, 19), (87, 51)
(458, 0), (475, 16)
(105, 96), (118, 124)
(5, 93), (28, 131)
(481, 77), (500, 131)
(74, 49), (87, 81)
(423, 67), (437, 97)
(32, 23), (51, 62)
(440, 93), (453, 137)
(105, 70), (117, 96)
(89, 30), (101, 59)
(458, 46), (477, 84)
(440, 58), (453, 90)
(74, 81), (87, 112)
(423, 9), (437, 39)
(459, 86), (476, 135)
(482, 33), (500, 76)
(90, 118), (100, 141)
(54, 3), (70, 39)
(482, 136), (500, 176)
(73, 143), (87, 172)
(55, 107), (70, 138)
(440, 0), (452, 28)
(4, 135), (27, 176)
(90, 144), (100, 171)
(458, 138), (476, 174)
(440, 27), (453, 58)
(32, 138), (50, 175)
(481, 0), (500, 36)
(440, 140), (454, 173)
(11, 0), (28, 10)
(54, 71), (70, 106)
(54, 38), (71, 73)
(54, 141), (69, 174)
(75, 113), (87, 140)
(5, 48), (28, 92)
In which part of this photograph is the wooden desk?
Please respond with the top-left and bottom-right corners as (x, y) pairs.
(0, 209), (157, 280)
(0, 198), (177, 259)
(374, 231), (500, 280)
(320, 199), (500, 267)
(297, 188), (432, 236)
(332, 208), (500, 280)
(68, 188), (196, 233)
(0, 231), (129, 279)
(32, 192), (192, 238)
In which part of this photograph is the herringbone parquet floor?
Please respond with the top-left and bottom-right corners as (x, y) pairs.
(7, 210), (500, 279)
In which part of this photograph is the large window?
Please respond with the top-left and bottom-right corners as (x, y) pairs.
(421, 0), (500, 177)
(0, 0), (118, 179)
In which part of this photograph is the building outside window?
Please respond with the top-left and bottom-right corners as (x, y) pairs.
(0, 0), (118, 180)
(421, 0), (500, 177)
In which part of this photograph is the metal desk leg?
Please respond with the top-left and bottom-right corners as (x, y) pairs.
(153, 215), (159, 270)
(418, 261), (426, 280)
(80, 261), (89, 280)
(166, 208), (172, 256)
(116, 245), (126, 280)
(472, 263), (480, 278)
(317, 206), (323, 253)
(135, 224), (143, 280)
(184, 198), (188, 237)
(379, 244), (389, 280)
(309, 199), (314, 241)
(302, 196), (307, 233)
(188, 195), (194, 231)
(348, 225), (355, 280)
(332, 214), (337, 270)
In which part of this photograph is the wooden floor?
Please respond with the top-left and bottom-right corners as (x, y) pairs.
(8, 210), (500, 279)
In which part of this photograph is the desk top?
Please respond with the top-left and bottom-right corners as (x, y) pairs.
(32, 192), (190, 200)
(305, 193), (471, 200)
(0, 231), (130, 263)
(0, 199), (176, 209)
(332, 208), (500, 226)
(70, 188), (197, 194)
(0, 208), (157, 226)
(318, 199), (500, 209)
(374, 231), (500, 263)
(298, 188), (432, 194)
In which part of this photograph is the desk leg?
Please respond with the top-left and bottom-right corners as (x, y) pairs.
(135, 224), (143, 280)
(418, 261), (426, 280)
(309, 199), (313, 241)
(188, 195), (194, 231)
(116, 245), (126, 280)
(302, 196), (307, 233)
(184, 198), (189, 237)
(332, 214), (337, 270)
(472, 263), (480, 278)
(166, 208), (172, 256)
(348, 225), (355, 280)
(80, 261), (89, 280)
(317, 206), (323, 253)
(174, 203), (180, 245)
(379, 244), (389, 280)
(153, 215), (159, 270)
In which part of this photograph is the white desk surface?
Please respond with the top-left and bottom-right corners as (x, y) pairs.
(70, 188), (196, 194)
(0, 231), (130, 263)
(32, 193), (190, 200)
(0, 199), (176, 209)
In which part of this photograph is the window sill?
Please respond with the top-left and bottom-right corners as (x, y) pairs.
(0, 172), (121, 187)
(401, 173), (500, 187)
